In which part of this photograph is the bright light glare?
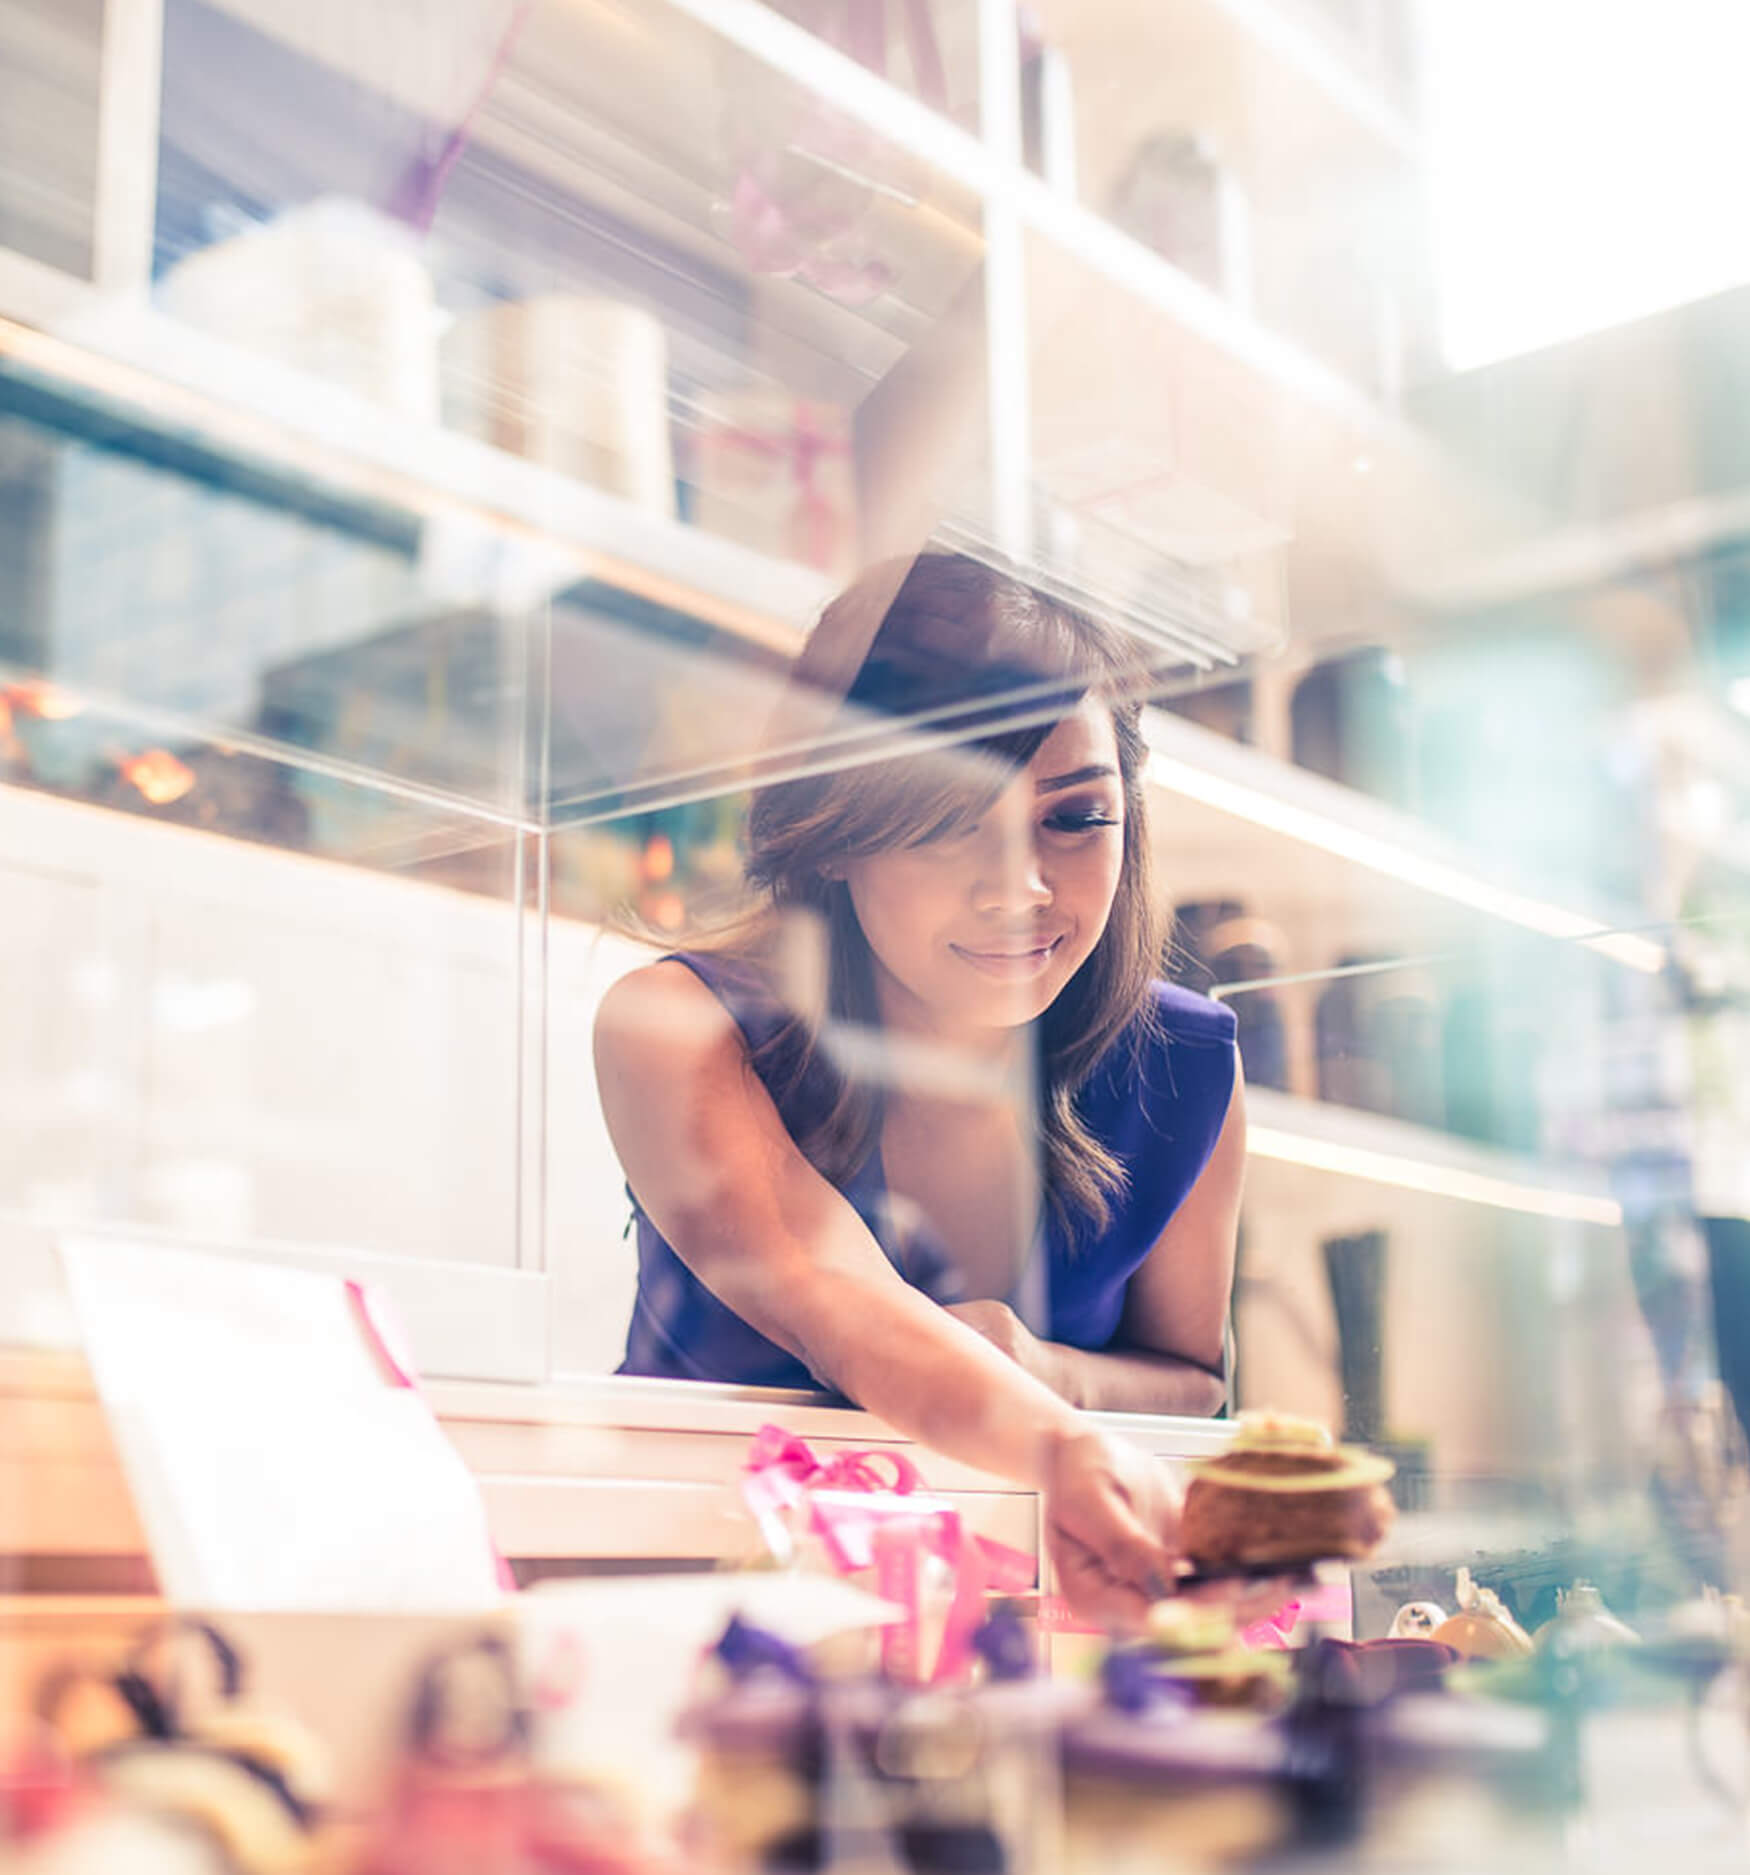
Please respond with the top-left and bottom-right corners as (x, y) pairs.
(1145, 749), (1667, 973)
(1730, 677), (1750, 718)
(1423, 2), (1750, 370)
(1249, 1123), (1623, 1227)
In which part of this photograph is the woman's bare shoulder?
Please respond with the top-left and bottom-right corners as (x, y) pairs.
(594, 957), (746, 1075)
(593, 957), (827, 1280)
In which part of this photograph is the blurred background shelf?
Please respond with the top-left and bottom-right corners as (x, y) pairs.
(162, 0), (988, 396)
(2, 0), (1726, 1568)
(1143, 705), (1664, 972)
(653, 0), (1421, 414)
(1244, 1085), (1621, 1228)
(0, 303), (1638, 936)
(0, 309), (833, 654)
(2, 0), (1444, 703)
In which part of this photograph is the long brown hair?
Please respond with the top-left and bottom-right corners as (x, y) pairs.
(705, 551), (1166, 1239)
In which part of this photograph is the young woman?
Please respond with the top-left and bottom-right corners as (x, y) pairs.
(596, 552), (1246, 1626)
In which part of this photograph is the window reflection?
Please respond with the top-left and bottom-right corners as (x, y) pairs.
(1, 0), (1749, 1654)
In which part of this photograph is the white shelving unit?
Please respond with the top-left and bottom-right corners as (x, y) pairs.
(2, 0), (1651, 1488)
(0, 309), (833, 659)
(0, 0), (1431, 661)
(1143, 707), (1666, 975)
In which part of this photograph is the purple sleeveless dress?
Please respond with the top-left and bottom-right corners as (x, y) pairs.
(618, 951), (1238, 1393)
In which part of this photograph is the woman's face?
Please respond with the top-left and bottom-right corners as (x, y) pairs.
(840, 702), (1127, 1043)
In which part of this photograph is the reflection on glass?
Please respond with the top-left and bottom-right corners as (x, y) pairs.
(1223, 921), (1750, 1627)
(0, 0), (101, 279)
(0, 388), (537, 831)
(0, 367), (535, 1273)
(3, 0), (1750, 1684)
(150, 0), (985, 573)
(762, 0), (984, 126)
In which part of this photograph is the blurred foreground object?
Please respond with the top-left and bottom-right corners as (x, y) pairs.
(1180, 1412), (1396, 1573)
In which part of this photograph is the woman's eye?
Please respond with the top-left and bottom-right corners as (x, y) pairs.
(1044, 807), (1120, 834)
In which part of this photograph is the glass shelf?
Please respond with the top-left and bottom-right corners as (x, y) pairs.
(154, 0), (988, 564)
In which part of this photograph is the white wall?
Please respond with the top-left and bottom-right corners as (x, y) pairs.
(0, 783), (652, 1378)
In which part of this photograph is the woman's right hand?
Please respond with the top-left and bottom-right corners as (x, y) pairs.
(1042, 1425), (1325, 1634)
(1040, 1425), (1181, 1632)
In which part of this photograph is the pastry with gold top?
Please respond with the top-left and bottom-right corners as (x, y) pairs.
(1180, 1412), (1396, 1572)
(1429, 1568), (1533, 1661)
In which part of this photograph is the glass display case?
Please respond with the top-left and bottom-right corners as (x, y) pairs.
(3, 0), (1748, 1761)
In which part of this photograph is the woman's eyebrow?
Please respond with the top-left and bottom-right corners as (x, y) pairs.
(1036, 764), (1119, 793)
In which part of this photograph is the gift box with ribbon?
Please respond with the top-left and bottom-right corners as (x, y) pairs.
(740, 1425), (1035, 1685)
(690, 394), (858, 578)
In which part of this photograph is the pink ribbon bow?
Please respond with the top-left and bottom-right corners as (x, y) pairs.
(742, 1423), (1035, 1683)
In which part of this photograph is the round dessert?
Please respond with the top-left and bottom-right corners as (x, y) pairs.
(1429, 1568), (1533, 1661)
(1180, 1413), (1396, 1572)
(1134, 1602), (1292, 1712)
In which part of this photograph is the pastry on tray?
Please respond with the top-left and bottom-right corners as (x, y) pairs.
(1179, 1411), (1396, 1573)
(1430, 1567), (1533, 1661)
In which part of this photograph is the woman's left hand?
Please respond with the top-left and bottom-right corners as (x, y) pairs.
(945, 1300), (1065, 1396)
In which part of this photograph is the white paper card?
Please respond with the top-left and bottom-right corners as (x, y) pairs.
(62, 1236), (504, 1612)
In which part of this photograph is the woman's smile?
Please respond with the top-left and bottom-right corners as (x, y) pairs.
(949, 935), (1065, 979)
